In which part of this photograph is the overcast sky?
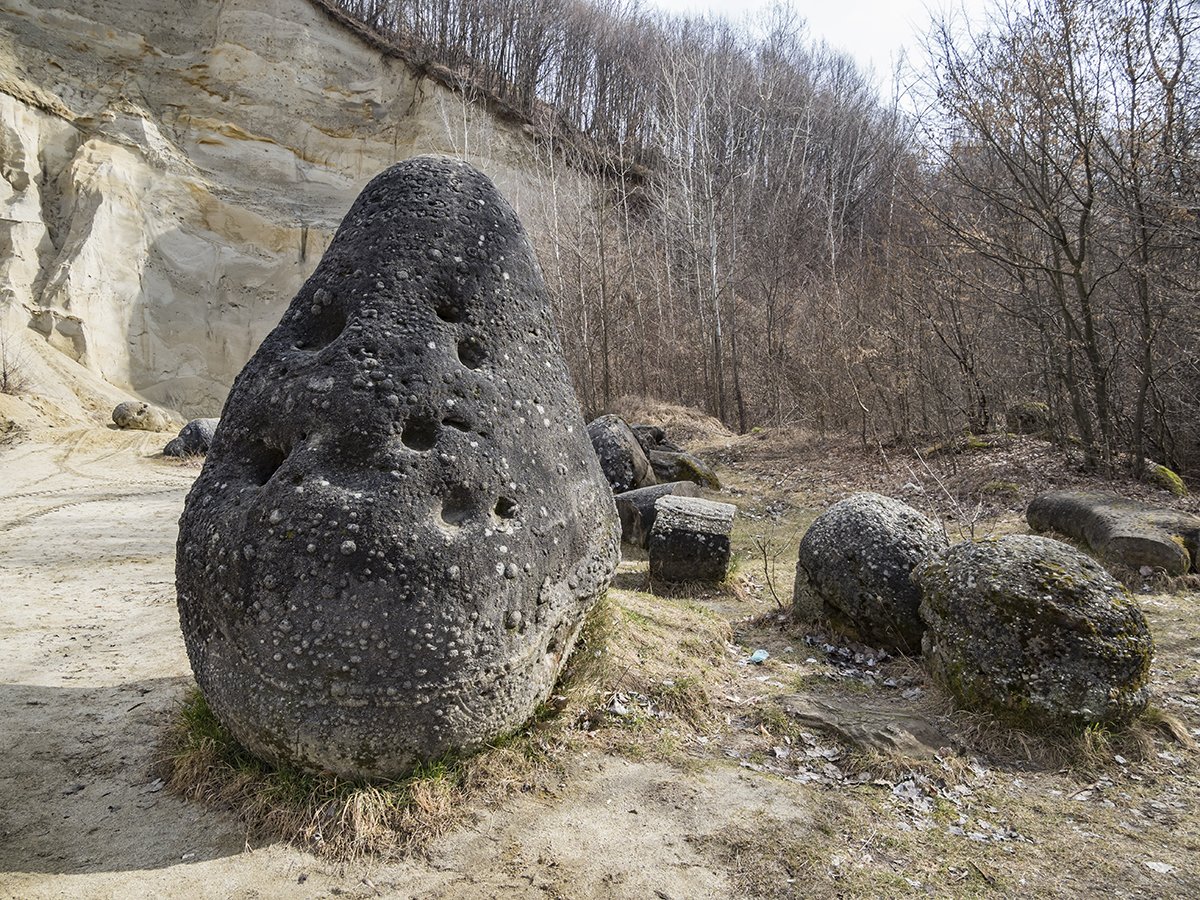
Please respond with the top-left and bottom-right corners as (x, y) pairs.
(647, 1), (993, 90)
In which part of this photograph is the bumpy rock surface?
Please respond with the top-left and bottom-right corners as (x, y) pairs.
(793, 493), (948, 653)
(614, 481), (701, 548)
(111, 401), (172, 432)
(163, 418), (220, 457)
(176, 156), (620, 780)
(915, 535), (1153, 729)
(1027, 490), (1200, 575)
(648, 495), (736, 583)
(587, 415), (655, 493)
(647, 449), (720, 490)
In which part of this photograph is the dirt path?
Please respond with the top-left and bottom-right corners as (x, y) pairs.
(0, 428), (808, 899)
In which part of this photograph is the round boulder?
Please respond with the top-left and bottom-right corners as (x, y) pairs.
(112, 401), (172, 432)
(176, 156), (620, 780)
(164, 418), (219, 457)
(587, 414), (654, 493)
(914, 535), (1153, 729)
(1007, 401), (1051, 436)
(793, 493), (948, 653)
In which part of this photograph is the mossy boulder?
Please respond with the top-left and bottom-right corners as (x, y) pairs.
(1007, 401), (1051, 436)
(647, 449), (720, 490)
(915, 535), (1153, 730)
(793, 493), (948, 654)
(1145, 461), (1187, 497)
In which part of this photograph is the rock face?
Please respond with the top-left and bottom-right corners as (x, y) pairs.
(647, 449), (720, 490)
(614, 481), (701, 548)
(176, 157), (620, 780)
(587, 415), (655, 494)
(915, 535), (1153, 729)
(1027, 490), (1200, 575)
(0, 0), (573, 420)
(163, 418), (220, 457)
(793, 493), (948, 654)
(111, 401), (172, 432)
(648, 495), (736, 583)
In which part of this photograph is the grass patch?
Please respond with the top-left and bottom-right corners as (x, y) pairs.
(160, 588), (733, 858)
(161, 686), (550, 858)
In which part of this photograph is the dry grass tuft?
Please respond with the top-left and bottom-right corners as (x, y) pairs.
(160, 687), (551, 858)
(161, 589), (732, 858)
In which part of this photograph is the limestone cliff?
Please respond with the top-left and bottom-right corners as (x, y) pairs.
(0, 0), (549, 421)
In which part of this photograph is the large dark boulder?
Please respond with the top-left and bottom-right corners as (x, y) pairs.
(587, 414), (654, 493)
(164, 418), (219, 457)
(112, 401), (172, 432)
(647, 449), (720, 490)
(648, 495), (735, 583)
(793, 493), (948, 654)
(1027, 490), (1200, 575)
(176, 156), (620, 780)
(614, 481), (701, 548)
(915, 535), (1153, 729)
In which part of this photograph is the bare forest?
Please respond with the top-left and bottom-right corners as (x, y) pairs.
(325, 0), (1200, 480)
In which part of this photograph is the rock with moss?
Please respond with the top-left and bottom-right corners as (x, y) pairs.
(1145, 461), (1188, 497)
(614, 481), (701, 548)
(915, 535), (1153, 729)
(649, 495), (735, 583)
(631, 423), (683, 455)
(647, 449), (720, 490)
(163, 418), (219, 457)
(793, 493), (948, 654)
(1007, 401), (1051, 436)
(112, 400), (173, 432)
(1027, 490), (1199, 575)
(176, 157), (620, 781)
(587, 414), (655, 493)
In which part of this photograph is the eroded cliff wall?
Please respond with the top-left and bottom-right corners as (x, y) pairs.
(0, 0), (548, 420)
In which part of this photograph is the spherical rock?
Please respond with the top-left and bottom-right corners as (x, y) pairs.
(112, 400), (172, 432)
(176, 156), (620, 780)
(163, 418), (219, 457)
(793, 493), (948, 653)
(587, 414), (654, 493)
(914, 535), (1153, 729)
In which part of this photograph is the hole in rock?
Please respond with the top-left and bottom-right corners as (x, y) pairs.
(401, 416), (439, 451)
(434, 300), (463, 323)
(495, 497), (518, 519)
(245, 441), (288, 486)
(457, 338), (486, 370)
(440, 486), (475, 526)
(294, 306), (347, 352)
(443, 415), (471, 432)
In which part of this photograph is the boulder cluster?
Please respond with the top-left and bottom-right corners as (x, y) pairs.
(794, 492), (1154, 730)
(587, 412), (732, 583)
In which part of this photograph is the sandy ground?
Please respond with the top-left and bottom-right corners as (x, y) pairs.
(3, 423), (1199, 899)
(0, 426), (807, 899)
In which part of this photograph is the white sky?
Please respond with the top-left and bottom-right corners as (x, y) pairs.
(647, 1), (993, 90)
